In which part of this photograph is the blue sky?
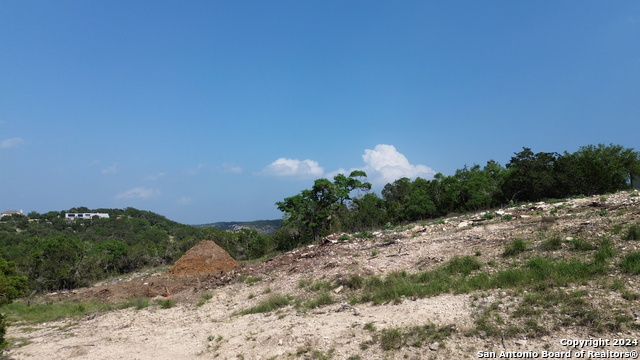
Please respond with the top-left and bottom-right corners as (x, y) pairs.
(1, 1), (639, 224)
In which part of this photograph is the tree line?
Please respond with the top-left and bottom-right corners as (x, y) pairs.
(0, 143), (638, 302)
(275, 144), (640, 247)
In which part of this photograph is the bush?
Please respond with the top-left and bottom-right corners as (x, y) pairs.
(0, 313), (7, 353)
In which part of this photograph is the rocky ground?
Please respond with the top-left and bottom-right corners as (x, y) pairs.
(5, 191), (640, 359)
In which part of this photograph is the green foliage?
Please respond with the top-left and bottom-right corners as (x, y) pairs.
(540, 235), (563, 251)
(0, 256), (28, 305)
(237, 294), (291, 315)
(0, 207), (256, 294)
(623, 225), (640, 241)
(594, 238), (615, 265)
(0, 313), (7, 353)
(302, 291), (335, 309)
(570, 237), (596, 251)
(503, 238), (527, 257)
(276, 172), (371, 242)
(620, 252), (640, 275)
(154, 298), (175, 309)
(376, 323), (455, 350)
(1, 299), (119, 324)
(444, 256), (482, 275)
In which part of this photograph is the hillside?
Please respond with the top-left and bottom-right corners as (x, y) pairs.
(198, 219), (282, 235)
(4, 190), (640, 359)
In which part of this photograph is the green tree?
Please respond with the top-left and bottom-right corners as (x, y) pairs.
(503, 148), (560, 202)
(25, 236), (88, 291)
(0, 256), (28, 305)
(276, 172), (371, 242)
(558, 144), (640, 196)
(349, 193), (389, 231)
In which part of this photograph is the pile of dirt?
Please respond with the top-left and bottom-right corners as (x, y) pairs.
(167, 240), (238, 275)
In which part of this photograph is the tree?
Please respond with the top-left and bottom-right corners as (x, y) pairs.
(349, 193), (389, 231)
(0, 256), (28, 305)
(559, 144), (640, 196)
(276, 172), (371, 242)
(503, 148), (560, 202)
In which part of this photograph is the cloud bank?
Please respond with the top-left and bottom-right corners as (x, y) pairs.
(262, 158), (324, 178)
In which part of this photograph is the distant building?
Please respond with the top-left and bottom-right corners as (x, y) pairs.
(65, 212), (110, 220)
(1, 210), (23, 218)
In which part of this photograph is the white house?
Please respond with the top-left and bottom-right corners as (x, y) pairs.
(65, 213), (110, 220)
(1, 210), (23, 218)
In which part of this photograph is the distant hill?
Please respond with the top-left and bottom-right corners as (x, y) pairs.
(197, 219), (282, 235)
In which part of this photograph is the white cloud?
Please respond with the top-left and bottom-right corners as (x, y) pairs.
(263, 158), (324, 178)
(115, 187), (159, 199)
(145, 172), (167, 181)
(187, 163), (207, 176)
(101, 163), (119, 174)
(1, 137), (25, 149)
(361, 144), (435, 185)
(221, 163), (242, 174)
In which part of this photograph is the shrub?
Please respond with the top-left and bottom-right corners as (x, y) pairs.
(0, 313), (7, 353)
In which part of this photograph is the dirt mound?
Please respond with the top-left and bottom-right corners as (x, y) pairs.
(167, 240), (238, 275)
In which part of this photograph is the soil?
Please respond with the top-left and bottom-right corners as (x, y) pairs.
(167, 240), (238, 276)
(5, 191), (640, 359)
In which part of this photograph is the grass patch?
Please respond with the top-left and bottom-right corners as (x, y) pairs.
(623, 225), (640, 241)
(355, 231), (374, 239)
(1, 299), (119, 324)
(594, 238), (615, 265)
(155, 298), (175, 309)
(570, 237), (596, 251)
(238, 275), (262, 285)
(540, 235), (563, 251)
(376, 323), (455, 350)
(302, 291), (335, 309)
(353, 253), (608, 305)
(503, 238), (527, 257)
(620, 252), (640, 274)
(124, 297), (150, 310)
(196, 293), (213, 307)
(237, 294), (291, 315)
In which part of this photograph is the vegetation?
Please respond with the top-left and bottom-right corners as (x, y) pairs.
(0, 142), (638, 353)
(0, 207), (274, 294)
(236, 294), (291, 315)
(276, 143), (640, 245)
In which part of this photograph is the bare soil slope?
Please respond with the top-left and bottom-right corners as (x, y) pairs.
(6, 191), (640, 359)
